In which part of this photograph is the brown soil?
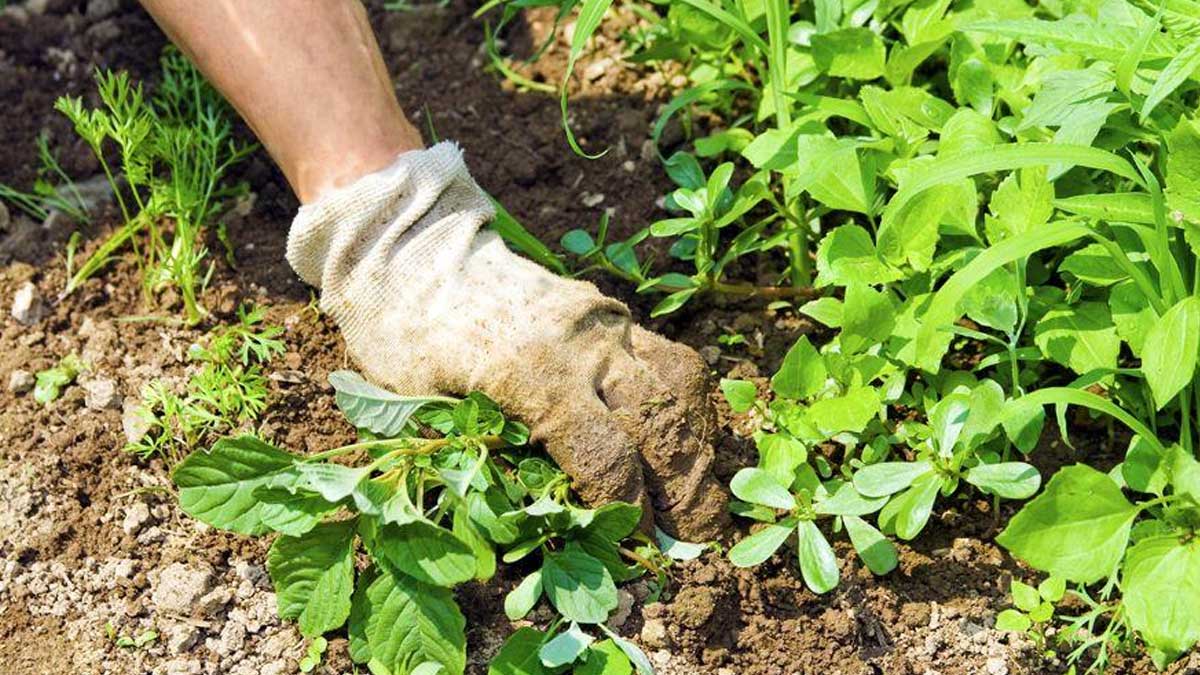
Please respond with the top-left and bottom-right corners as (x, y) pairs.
(0, 1), (1196, 675)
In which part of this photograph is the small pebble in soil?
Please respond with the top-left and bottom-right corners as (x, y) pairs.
(164, 621), (202, 654)
(7, 369), (34, 394)
(640, 617), (671, 649)
(83, 377), (122, 410)
(152, 563), (215, 616)
(123, 400), (154, 444)
(10, 281), (45, 325)
(121, 502), (152, 536)
(986, 656), (1009, 675)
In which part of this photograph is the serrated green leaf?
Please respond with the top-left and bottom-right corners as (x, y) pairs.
(172, 436), (299, 535)
(362, 568), (466, 675)
(268, 519), (357, 638)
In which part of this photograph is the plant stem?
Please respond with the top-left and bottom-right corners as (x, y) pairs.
(302, 434), (506, 463)
(618, 545), (664, 578)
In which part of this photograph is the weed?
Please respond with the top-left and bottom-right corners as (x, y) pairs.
(169, 371), (660, 674)
(55, 47), (254, 324)
(34, 353), (86, 405)
(128, 305), (283, 464)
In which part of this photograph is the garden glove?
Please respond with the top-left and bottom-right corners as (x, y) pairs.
(286, 142), (729, 540)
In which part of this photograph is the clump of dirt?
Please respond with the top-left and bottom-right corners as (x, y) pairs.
(0, 1), (1192, 675)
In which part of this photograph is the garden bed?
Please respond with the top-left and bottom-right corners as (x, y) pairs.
(0, 1), (1195, 674)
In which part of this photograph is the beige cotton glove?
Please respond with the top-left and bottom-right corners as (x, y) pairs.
(286, 142), (728, 540)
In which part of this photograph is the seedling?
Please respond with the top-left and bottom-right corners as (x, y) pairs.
(128, 305), (283, 464)
(995, 576), (1065, 653)
(105, 622), (158, 650)
(34, 353), (86, 405)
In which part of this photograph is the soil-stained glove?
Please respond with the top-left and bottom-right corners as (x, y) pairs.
(287, 142), (728, 540)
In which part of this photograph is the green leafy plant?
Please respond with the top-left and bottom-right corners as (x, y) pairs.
(995, 576), (1065, 647)
(34, 353), (86, 405)
(105, 622), (158, 650)
(55, 47), (254, 324)
(170, 371), (659, 675)
(128, 305), (283, 464)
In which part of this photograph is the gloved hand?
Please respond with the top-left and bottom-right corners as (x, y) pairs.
(287, 142), (728, 540)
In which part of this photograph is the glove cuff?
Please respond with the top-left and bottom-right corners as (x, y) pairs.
(285, 141), (494, 290)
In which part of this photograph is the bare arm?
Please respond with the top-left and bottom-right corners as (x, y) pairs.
(138, 0), (424, 203)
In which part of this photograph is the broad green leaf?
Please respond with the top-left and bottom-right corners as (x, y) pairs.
(843, 514), (897, 575)
(1110, 280), (1157, 355)
(812, 27), (886, 80)
(347, 566), (375, 664)
(965, 462), (1041, 499)
(505, 570), (543, 621)
(561, 230), (596, 255)
(730, 467), (796, 510)
(1141, 40), (1200, 120)
(363, 569), (466, 675)
(1059, 243), (1129, 287)
(1038, 576), (1066, 602)
(539, 622), (594, 668)
(796, 520), (840, 593)
(542, 543), (619, 624)
(1118, 432), (1166, 492)
(996, 464), (1138, 583)
(1011, 580), (1040, 612)
(1001, 397), (1045, 454)
(840, 283), (895, 355)
(800, 297), (843, 328)
(757, 433), (808, 490)
(929, 393), (970, 453)
(452, 507), (495, 581)
(771, 335), (826, 400)
(173, 435), (299, 535)
(815, 481), (887, 516)
(1165, 118), (1200, 223)
(728, 518), (797, 567)
(720, 378), (758, 413)
(329, 371), (453, 436)
(597, 626), (655, 675)
(488, 627), (549, 675)
(1122, 536), (1200, 662)
(814, 225), (899, 287)
(1033, 302), (1120, 376)
(1140, 296), (1200, 410)
(853, 460), (934, 497)
(370, 520), (476, 588)
(582, 502), (642, 541)
(959, 267), (1019, 334)
(268, 519), (357, 638)
(885, 471), (941, 540)
(995, 609), (1032, 632)
(649, 288), (699, 317)
(576, 640), (633, 675)
(804, 386), (881, 437)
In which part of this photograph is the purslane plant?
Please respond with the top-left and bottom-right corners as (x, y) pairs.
(172, 372), (657, 675)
